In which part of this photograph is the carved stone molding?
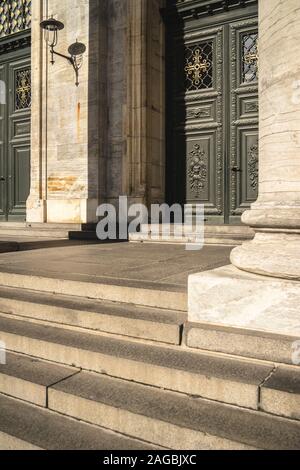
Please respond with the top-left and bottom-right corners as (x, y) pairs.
(0, 34), (31, 54)
(174, 0), (258, 20)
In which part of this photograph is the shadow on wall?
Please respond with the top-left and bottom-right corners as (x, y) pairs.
(88, 0), (128, 211)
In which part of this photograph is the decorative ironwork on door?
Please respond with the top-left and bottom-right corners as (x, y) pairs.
(16, 67), (31, 110)
(0, 0), (31, 38)
(242, 32), (258, 83)
(184, 42), (213, 91)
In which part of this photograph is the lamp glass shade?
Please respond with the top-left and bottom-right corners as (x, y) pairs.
(40, 18), (65, 32)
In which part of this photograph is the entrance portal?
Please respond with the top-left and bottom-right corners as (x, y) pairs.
(166, 0), (258, 224)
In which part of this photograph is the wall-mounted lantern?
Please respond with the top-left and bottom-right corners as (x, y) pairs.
(40, 17), (86, 87)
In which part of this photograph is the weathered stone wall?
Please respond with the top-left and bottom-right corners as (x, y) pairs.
(28, 0), (107, 224)
(28, 0), (166, 223)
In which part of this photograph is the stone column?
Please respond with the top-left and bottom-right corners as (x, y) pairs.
(231, 0), (300, 280)
(188, 0), (300, 345)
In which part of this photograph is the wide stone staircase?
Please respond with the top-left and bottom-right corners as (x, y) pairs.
(0, 271), (299, 450)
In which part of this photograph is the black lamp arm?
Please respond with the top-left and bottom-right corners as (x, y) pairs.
(51, 47), (74, 65)
(50, 47), (80, 86)
(54, 50), (73, 64)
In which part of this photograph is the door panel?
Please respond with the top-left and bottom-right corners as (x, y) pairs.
(8, 58), (31, 219)
(9, 142), (31, 217)
(0, 52), (31, 221)
(0, 63), (7, 218)
(169, 26), (224, 220)
(229, 19), (258, 222)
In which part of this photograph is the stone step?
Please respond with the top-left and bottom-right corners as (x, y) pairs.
(260, 367), (300, 421)
(186, 322), (300, 366)
(0, 222), (84, 230)
(0, 228), (70, 239)
(26, 223), (95, 231)
(15, 239), (97, 252)
(0, 286), (185, 345)
(71, 225), (254, 245)
(0, 316), (274, 410)
(0, 352), (79, 407)
(0, 238), (97, 253)
(130, 239), (245, 247)
(79, 231), (246, 246)
(1, 350), (299, 449)
(0, 242), (19, 254)
(129, 224), (255, 246)
(0, 223), (96, 241)
(0, 271), (187, 311)
(0, 394), (156, 450)
(69, 231), (100, 240)
(48, 370), (300, 450)
(140, 224), (254, 236)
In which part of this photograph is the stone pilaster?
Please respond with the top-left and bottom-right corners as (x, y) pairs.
(26, 0), (46, 222)
(125, 0), (166, 208)
(231, 0), (300, 280)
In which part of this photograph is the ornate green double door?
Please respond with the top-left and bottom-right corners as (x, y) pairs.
(166, 1), (259, 224)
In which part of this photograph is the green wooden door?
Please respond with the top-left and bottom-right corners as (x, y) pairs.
(0, 49), (31, 221)
(166, 1), (259, 224)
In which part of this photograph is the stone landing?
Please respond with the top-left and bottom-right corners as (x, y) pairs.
(0, 242), (232, 297)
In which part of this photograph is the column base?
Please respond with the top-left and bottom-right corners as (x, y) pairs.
(188, 265), (300, 337)
(229, 205), (300, 280)
(231, 231), (300, 281)
(46, 199), (99, 224)
(26, 197), (46, 223)
(27, 198), (99, 224)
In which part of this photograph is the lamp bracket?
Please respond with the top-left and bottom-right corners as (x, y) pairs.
(41, 18), (86, 87)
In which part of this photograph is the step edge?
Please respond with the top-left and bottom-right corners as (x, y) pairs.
(0, 317), (275, 386)
(48, 388), (258, 450)
(48, 381), (300, 450)
(0, 394), (160, 450)
(0, 288), (186, 325)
